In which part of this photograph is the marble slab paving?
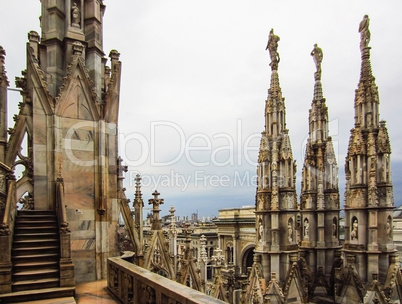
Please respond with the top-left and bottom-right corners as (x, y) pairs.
(75, 279), (119, 304)
(12, 298), (76, 304)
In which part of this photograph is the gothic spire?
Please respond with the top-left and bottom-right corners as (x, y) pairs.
(300, 43), (340, 284)
(133, 174), (144, 209)
(342, 15), (395, 288)
(358, 14), (373, 81)
(308, 44), (329, 144)
(253, 29), (298, 285)
(265, 29), (286, 139)
(354, 14), (379, 130)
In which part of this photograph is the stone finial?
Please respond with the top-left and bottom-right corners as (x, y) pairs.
(109, 49), (120, 61)
(72, 41), (84, 55)
(169, 205), (177, 233)
(28, 31), (40, 43)
(148, 190), (164, 230)
(27, 32), (40, 65)
(133, 174), (144, 208)
(265, 28), (280, 70)
(149, 190), (164, 208)
(0, 46), (7, 83)
(117, 156), (128, 180)
(183, 222), (193, 237)
(200, 235), (208, 261)
(358, 15), (370, 51)
(109, 50), (121, 73)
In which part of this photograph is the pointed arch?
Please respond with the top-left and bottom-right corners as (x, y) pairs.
(16, 175), (33, 201)
(55, 56), (100, 121)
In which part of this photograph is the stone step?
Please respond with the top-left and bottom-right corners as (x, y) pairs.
(17, 210), (56, 216)
(14, 226), (58, 234)
(12, 277), (59, 292)
(14, 232), (58, 241)
(0, 287), (75, 303)
(13, 268), (59, 281)
(12, 245), (59, 256)
(14, 220), (57, 227)
(13, 238), (59, 248)
(16, 214), (57, 219)
(8, 209), (65, 297)
(12, 253), (59, 264)
(13, 261), (59, 271)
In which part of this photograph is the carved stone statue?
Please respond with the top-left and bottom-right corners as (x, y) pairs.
(259, 220), (264, 242)
(304, 219), (309, 238)
(359, 15), (370, 51)
(351, 219), (358, 240)
(386, 218), (392, 240)
(72, 2), (81, 28)
(265, 29), (280, 70)
(311, 44), (323, 79)
(332, 222), (337, 238)
(288, 222), (293, 243)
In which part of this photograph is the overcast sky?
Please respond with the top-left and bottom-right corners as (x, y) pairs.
(1, 1), (402, 217)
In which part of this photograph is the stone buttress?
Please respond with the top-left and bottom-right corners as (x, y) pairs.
(1, 0), (123, 283)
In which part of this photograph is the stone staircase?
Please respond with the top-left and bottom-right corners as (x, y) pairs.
(0, 210), (75, 303)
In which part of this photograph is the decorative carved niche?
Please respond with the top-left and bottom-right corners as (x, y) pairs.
(71, 1), (82, 29)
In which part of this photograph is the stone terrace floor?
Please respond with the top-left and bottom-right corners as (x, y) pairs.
(75, 280), (119, 304)
(10, 280), (119, 304)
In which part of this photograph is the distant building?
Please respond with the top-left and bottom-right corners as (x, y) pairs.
(213, 206), (255, 277)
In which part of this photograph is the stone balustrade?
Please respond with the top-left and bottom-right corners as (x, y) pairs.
(108, 257), (226, 304)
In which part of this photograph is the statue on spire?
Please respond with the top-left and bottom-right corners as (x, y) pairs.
(266, 29), (280, 70)
(359, 15), (370, 51)
(311, 43), (323, 80)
